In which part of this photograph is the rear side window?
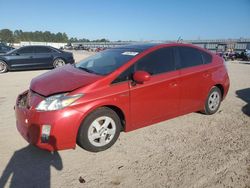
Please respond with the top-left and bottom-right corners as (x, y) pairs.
(34, 46), (52, 53)
(200, 51), (212, 64)
(135, 47), (175, 75)
(178, 47), (203, 68)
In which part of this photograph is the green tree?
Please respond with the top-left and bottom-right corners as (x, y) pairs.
(0, 29), (14, 43)
(1, 28), (109, 43)
(69, 37), (78, 42)
(62, 33), (68, 42)
(13, 30), (23, 42)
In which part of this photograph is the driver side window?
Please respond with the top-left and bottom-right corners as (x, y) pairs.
(112, 47), (175, 84)
(17, 47), (34, 54)
(135, 47), (175, 75)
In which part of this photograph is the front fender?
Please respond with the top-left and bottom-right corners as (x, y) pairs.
(70, 96), (131, 143)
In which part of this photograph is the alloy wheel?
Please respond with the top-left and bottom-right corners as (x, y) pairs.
(88, 116), (116, 147)
(208, 91), (220, 111)
(0, 61), (7, 73)
(53, 59), (65, 68)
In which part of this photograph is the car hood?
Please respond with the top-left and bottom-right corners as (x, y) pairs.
(30, 64), (103, 96)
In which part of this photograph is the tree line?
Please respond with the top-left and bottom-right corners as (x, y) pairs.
(0, 29), (109, 43)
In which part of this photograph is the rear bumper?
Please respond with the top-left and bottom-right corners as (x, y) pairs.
(222, 73), (230, 100)
(15, 104), (83, 151)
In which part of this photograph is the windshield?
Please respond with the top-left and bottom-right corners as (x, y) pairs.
(76, 49), (139, 75)
(6, 48), (17, 54)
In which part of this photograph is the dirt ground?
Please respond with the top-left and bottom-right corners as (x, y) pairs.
(0, 51), (249, 188)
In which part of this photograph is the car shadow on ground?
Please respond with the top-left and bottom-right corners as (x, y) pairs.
(0, 145), (63, 188)
(236, 88), (250, 116)
(6, 68), (51, 73)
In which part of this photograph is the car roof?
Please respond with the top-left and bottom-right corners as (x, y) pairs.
(19, 45), (61, 51)
(120, 42), (214, 53)
(115, 43), (162, 52)
(21, 45), (51, 48)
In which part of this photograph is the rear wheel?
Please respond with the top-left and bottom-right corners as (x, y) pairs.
(53, 58), (65, 68)
(0, 60), (8, 73)
(77, 107), (121, 152)
(204, 86), (222, 115)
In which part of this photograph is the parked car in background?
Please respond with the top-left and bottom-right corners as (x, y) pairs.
(0, 45), (74, 73)
(64, 43), (73, 50)
(88, 47), (106, 52)
(0, 43), (14, 54)
(235, 50), (250, 61)
(224, 51), (236, 61)
(15, 43), (229, 152)
(74, 44), (86, 50)
(245, 49), (250, 60)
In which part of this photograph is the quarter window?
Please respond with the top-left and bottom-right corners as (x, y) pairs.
(200, 51), (212, 64)
(112, 65), (135, 84)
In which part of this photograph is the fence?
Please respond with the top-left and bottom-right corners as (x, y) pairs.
(11, 39), (250, 52)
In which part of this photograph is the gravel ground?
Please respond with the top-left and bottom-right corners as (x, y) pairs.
(0, 52), (249, 188)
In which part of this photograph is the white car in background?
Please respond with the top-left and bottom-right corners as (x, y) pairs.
(245, 50), (250, 59)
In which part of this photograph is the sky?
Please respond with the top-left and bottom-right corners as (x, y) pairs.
(0, 0), (250, 41)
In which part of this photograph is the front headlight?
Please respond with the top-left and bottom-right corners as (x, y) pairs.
(36, 93), (83, 111)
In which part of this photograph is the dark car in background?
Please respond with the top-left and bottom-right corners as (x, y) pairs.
(246, 50), (250, 60)
(0, 43), (14, 54)
(0, 45), (74, 73)
(235, 50), (250, 61)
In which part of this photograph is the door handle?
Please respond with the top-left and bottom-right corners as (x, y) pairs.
(169, 82), (178, 87)
(203, 71), (210, 78)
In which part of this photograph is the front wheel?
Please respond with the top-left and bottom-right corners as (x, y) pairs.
(77, 107), (121, 152)
(0, 60), (8, 73)
(203, 86), (222, 115)
(53, 58), (65, 68)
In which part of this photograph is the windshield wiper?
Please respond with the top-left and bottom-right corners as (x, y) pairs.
(77, 66), (103, 75)
(78, 66), (94, 73)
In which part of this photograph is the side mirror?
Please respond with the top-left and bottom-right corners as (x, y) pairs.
(133, 71), (151, 84)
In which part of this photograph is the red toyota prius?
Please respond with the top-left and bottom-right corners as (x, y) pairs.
(15, 43), (230, 152)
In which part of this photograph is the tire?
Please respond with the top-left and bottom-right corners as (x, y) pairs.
(53, 58), (66, 68)
(203, 86), (222, 115)
(0, 60), (8, 73)
(77, 107), (122, 152)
